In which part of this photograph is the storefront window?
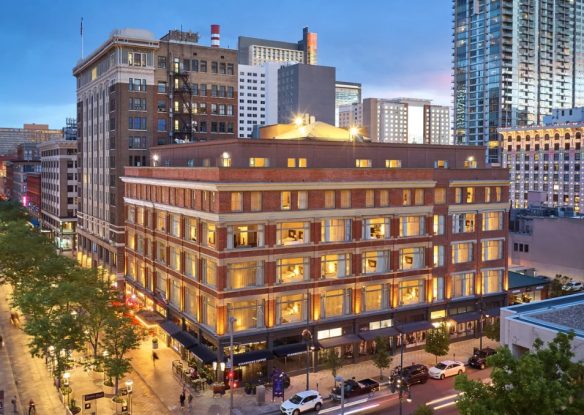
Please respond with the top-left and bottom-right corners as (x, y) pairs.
(227, 261), (263, 289)
(362, 251), (390, 274)
(398, 279), (425, 306)
(277, 222), (310, 245)
(321, 254), (351, 278)
(399, 216), (425, 237)
(363, 217), (390, 240)
(321, 218), (351, 242)
(452, 272), (474, 298)
(277, 293), (306, 324)
(277, 257), (309, 284)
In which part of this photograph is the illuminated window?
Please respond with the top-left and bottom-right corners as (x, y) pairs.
(226, 261), (263, 289)
(466, 187), (474, 203)
(432, 277), (444, 301)
(249, 157), (269, 167)
(433, 245), (445, 267)
(231, 192), (243, 212)
(482, 239), (503, 261)
(281, 191), (291, 210)
(399, 216), (425, 237)
(455, 188), (462, 203)
(169, 246), (181, 271)
(399, 247), (425, 270)
(482, 269), (503, 294)
(321, 218), (351, 242)
(184, 217), (198, 241)
(321, 289), (348, 318)
(277, 222), (310, 245)
(435, 160), (448, 168)
(297, 191), (308, 209)
(452, 242), (474, 264)
(185, 251), (197, 278)
(362, 284), (384, 311)
(355, 159), (372, 168)
(340, 190), (351, 208)
(434, 188), (446, 204)
(464, 158), (477, 168)
(452, 213), (476, 233)
(482, 211), (503, 231)
(277, 293), (306, 324)
(398, 279), (425, 305)
(365, 190), (374, 207)
(201, 295), (216, 331)
(277, 257), (309, 284)
(402, 189), (412, 206)
(324, 191), (335, 208)
(363, 217), (390, 240)
(202, 222), (216, 247)
(184, 286), (198, 320)
(201, 257), (217, 287)
(156, 212), (167, 232)
(362, 251), (390, 274)
(156, 241), (166, 263)
(495, 186), (502, 201)
(250, 192), (262, 211)
(287, 158), (307, 168)
(386, 159), (402, 168)
(228, 300), (264, 331)
(414, 189), (424, 205)
(127, 206), (136, 223)
(485, 187), (491, 203)
(452, 272), (474, 297)
(321, 254), (351, 278)
(433, 215), (444, 235)
(379, 190), (389, 207)
(228, 224), (263, 248)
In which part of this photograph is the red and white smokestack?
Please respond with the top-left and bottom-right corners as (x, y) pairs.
(211, 24), (220, 48)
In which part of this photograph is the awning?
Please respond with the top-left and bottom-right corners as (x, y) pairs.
(449, 312), (481, 324)
(172, 331), (197, 349)
(273, 343), (308, 358)
(358, 326), (399, 341)
(188, 344), (217, 364)
(159, 320), (181, 336)
(135, 310), (165, 328)
(317, 334), (362, 349)
(486, 308), (500, 317)
(233, 349), (274, 366)
(397, 321), (434, 334)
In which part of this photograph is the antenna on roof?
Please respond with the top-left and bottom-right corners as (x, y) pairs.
(80, 17), (84, 59)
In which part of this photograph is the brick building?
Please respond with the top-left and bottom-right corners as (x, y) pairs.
(122, 123), (509, 382)
(73, 27), (237, 281)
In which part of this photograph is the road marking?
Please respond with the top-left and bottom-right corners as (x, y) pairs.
(345, 403), (381, 415)
(319, 398), (370, 414)
(426, 393), (460, 406)
(433, 401), (458, 410)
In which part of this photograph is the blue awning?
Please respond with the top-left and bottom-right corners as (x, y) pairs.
(233, 349), (274, 366)
(449, 312), (481, 324)
(273, 343), (308, 358)
(397, 321), (434, 334)
(359, 326), (399, 341)
(317, 334), (361, 349)
(188, 344), (216, 364)
(159, 320), (181, 337)
(172, 330), (197, 349)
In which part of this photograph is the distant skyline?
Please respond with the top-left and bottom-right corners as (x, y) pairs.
(0, 0), (452, 128)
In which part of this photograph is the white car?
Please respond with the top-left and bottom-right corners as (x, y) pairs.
(428, 360), (466, 380)
(562, 281), (584, 291)
(280, 390), (323, 415)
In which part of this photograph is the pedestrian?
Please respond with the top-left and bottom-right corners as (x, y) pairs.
(28, 399), (36, 415)
(0, 334), (4, 349)
(11, 396), (17, 414)
(179, 391), (186, 408)
(188, 392), (193, 409)
(152, 351), (159, 367)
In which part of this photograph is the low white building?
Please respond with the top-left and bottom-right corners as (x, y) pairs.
(501, 293), (584, 361)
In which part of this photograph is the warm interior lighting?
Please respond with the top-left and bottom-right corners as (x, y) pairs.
(294, 116), (304, 127)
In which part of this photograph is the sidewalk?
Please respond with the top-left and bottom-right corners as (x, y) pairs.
(126, 335), (498, 415)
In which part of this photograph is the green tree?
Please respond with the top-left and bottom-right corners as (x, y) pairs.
(411, 404), (434, 415)
(483, 318), (500, 342)
(371, 337), (392, 380)
(324, 348), (343, 383)
(549, 274), (571, 298)
(455, 332), (584, 415)
(101, 311), (143, 395)
(0, 200), (27, 224)
(424, 322), (450, 364)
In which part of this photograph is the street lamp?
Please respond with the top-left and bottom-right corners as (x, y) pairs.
(63, 372), (71, 406)
(301, 328), (313, 390)
(229, 316), (237, 415)
(125, 379), (133, 414)
(392, 322), (412, 415)
(335, 376), (345, 415)
(102, 350), (109, 383)
(349, 126), (359, 140)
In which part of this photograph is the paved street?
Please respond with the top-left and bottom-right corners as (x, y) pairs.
(0, 280), (496, 415)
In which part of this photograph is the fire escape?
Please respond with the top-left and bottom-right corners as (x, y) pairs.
(168, 57), (195, 143)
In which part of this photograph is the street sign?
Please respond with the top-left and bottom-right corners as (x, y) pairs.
(84, 391), (105, 401)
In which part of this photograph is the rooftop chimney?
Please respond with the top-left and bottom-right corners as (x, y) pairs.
(211, 24), (220, 48)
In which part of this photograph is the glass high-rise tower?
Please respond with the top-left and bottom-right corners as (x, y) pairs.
(453, 0), (584, 163)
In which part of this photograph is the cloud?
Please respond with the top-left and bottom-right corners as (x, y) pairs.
(0, 103), (76, 129)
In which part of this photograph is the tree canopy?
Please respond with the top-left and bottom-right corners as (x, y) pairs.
(425, 322), (450, 364)
(455, 332), (584, 415)
(371, 336), (392, 379)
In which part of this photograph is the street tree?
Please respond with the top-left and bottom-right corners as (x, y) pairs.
(549, 274), (571, 298)
(101, 310), (144, 395)
(483, 318), (500, 342)
(371, 336), (392, 380)
(424, 322), (450, 364)
(455, 332), (584, 415)
(0, 200), (27, 224)
(324, 348), (343, 384)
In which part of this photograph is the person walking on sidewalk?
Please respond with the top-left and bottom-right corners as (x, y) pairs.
(152, 351), (159, 367)
(11, 396), (17, 414)
(187, 392), (193, 410)
(28, 399), (36, 415)
(179, 390), (186, 409)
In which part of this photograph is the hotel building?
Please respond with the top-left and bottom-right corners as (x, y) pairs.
(122, 123), (509, 382)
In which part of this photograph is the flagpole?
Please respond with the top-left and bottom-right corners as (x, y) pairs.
(81, 17), (84, 59)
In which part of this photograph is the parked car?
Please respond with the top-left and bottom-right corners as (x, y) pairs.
(280, 390), (323, 415)
(562, 281), (584, 292)
(391, 364), (429, 386)
(468, 347), (497, 370)
(331, 378), (380, 401)
(428, 360), (466, 380)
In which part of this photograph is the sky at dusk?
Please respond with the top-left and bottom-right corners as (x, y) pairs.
(0, 0), (452, 128)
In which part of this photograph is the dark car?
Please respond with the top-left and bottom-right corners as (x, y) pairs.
(391, 364), (429, 386)
(468, 347), (497, 370)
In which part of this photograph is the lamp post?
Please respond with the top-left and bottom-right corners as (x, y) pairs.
(301, 328), (313, 390)
(335, 376), (345, 415)
(125, 379), (133, 414)
(392, 322), (412, 415)
(63, 372), (71, 407)
(102, 350), (109, 383)
(229, 316), (237, 415)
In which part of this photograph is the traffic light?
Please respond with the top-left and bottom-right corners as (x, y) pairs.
(228, 371), (234, 380)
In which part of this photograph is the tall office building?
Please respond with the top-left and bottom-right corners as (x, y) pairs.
(73, 27), (237, 280)
(335, 81), (362, 126)
(278, 64), (336, 124)
(453, 0), (584, 163)
(238, 27), (317, 66)
(341, 98), (450, 144)
(237, 62), (282, 137)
